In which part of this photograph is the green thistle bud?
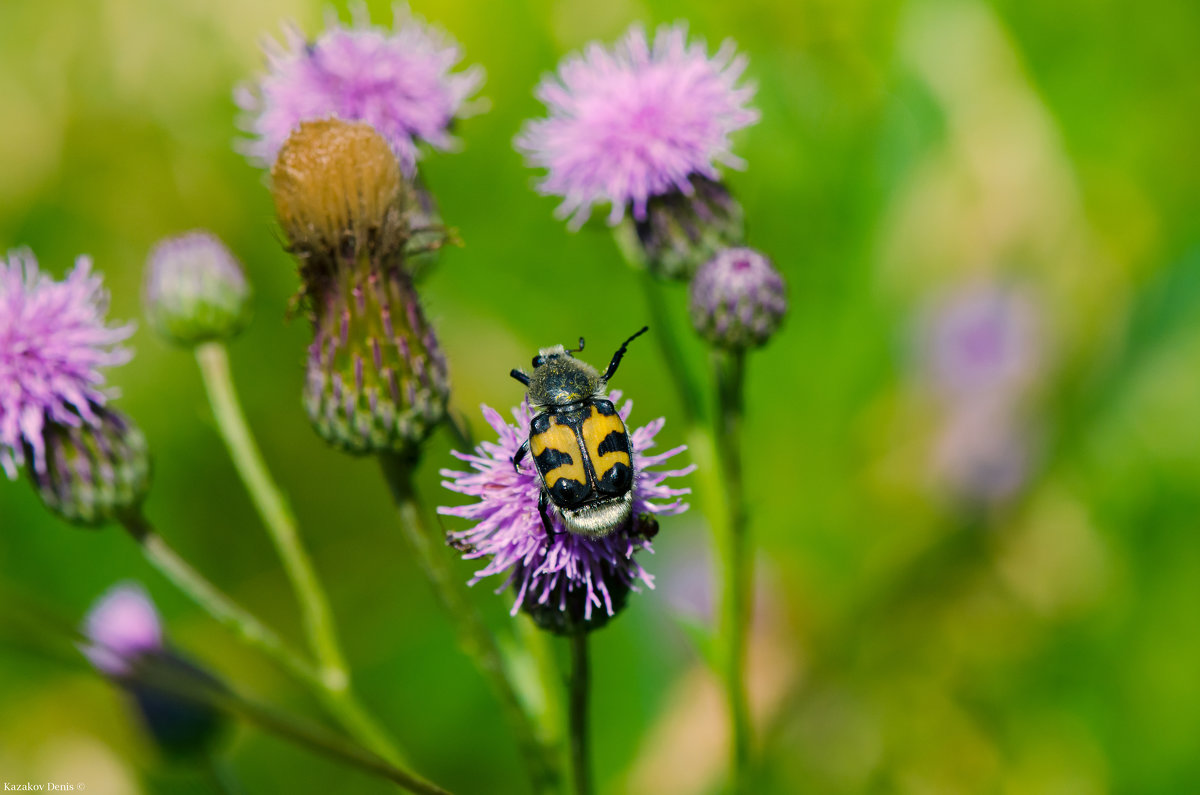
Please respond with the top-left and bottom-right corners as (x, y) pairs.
(303, 264), (449, 455)
(617, 176), (744, 281)
(30, 407), (150, 526)
(272, 119), (449, 455)
(144, 231), (252, 346)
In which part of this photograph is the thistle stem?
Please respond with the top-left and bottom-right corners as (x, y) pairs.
(379, 453), (562, 794)
(132, 655), (451, 795)
(713, 348), (752, 792)
(205, 755), (242, 795)
(194, 341), (405, 767)
(567, 631), (592, 795)
(613, 230), (705, 425)
(194, 342), (345, 684)
(119, 510), (320, 688)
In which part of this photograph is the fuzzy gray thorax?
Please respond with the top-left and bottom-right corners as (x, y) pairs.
(526, 350), (604, 410)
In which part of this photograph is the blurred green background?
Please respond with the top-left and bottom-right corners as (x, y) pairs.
(2, 0), (1199, 792)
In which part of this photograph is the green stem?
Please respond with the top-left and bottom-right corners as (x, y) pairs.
(713, 348), (751, 793)
(515, 614), (567, 753)
(567, 632), (592, 795)
(194, 341), (405, 767)
(445, 406), (475, 453)
(379, 453), (562, 794)
(613, 230), (705, 426)
(119, 510), (320, 688)
(205, 755), (242, 795)
(132, 655), (450, 795)
(195, 342), (346, 685)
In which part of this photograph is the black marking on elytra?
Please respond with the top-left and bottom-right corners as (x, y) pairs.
(597, 462), (632, 495)
(531, 413), (551, 434)
(534, 447), (575, 476)
(593, 399), (617, 416)
(551, 477), (590, 507)
(596, 430), (629, 458)
(553, 404), (589, 425)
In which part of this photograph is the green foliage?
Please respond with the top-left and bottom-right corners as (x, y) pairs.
(1, 0), (1198, 792)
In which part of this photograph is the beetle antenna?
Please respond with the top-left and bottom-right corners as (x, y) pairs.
(510, 368), (531, 386)
(568, 336), (585, 354)
(602, 326), (649, 381)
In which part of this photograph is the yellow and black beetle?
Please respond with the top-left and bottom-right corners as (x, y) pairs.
(512, 327), (649, 538)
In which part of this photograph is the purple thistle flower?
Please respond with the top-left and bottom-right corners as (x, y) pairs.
(516, 23), (759, 229)
(917, 283), (1042, 401)
(0, 250), (133, 479)
(237, 4), (484, 174)
(439, 393), (694, 632)
(82, 582), (163, 678)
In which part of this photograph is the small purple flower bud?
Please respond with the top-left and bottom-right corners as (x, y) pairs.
(82, 584), (226, 758)
(272, 120), (449, 454)
(82, 583), (162, 678)
(440, 395), (694, 634)
(144, 231), (252, 347)
(689, 247), (787, 349)
(516, 23), (758, 231)
(617, 175), (745, 280)
(30, 406), (151, 526)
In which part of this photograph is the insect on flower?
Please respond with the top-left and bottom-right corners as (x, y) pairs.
(511, 327), (649, 538)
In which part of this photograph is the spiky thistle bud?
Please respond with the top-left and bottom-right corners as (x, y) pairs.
(689, 247), (787, 349)
(144, 231), (252, 346)
(616, 176), (745, 280)
(30, 406), (150, 526)
(271, 119), (449, 455)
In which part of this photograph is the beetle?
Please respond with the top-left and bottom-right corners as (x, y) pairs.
(511, 327), (649, 538)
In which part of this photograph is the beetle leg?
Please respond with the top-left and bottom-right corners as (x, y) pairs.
(538, 489), (559, 541)
(510, 368), (531, 386)
(513, 439), (530, 473)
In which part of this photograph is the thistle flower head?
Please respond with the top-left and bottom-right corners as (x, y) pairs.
(272, 118), (410, 269)
(32, 406), (150, 526)
(144, 231), (252, 347)
(618, 175), (745, 281)
(516, 23), (758, 229)
(272, 120), (449, 455)
(82, 582), (163, 678)
(439, 394), (694, 634)
(690, 247), (787, 349)
(0, 250), (133, 479)
(238, 4), (484, 174)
